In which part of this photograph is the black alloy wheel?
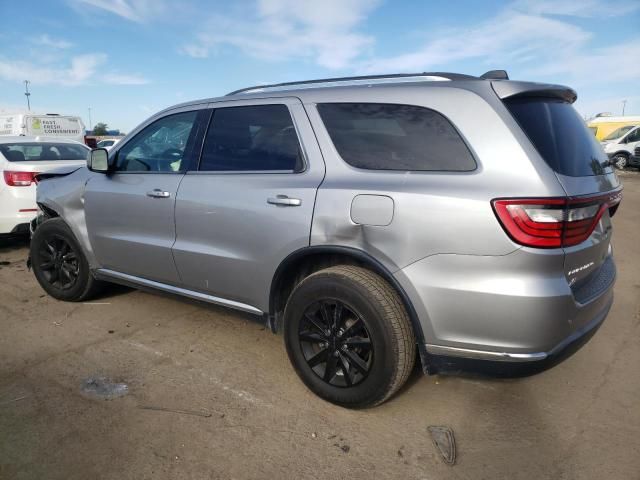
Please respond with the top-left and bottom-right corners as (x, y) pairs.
(299, 299), (373, 387)
(284, 265), (416, 408)
(37, 234), (80, 290)
(30, 217), (104, 301)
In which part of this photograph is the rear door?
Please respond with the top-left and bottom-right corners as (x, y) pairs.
(172, 97), (325, 311)
(504, 97), (621, 289)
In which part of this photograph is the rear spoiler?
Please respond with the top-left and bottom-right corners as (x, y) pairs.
(491, 80), (577, 104)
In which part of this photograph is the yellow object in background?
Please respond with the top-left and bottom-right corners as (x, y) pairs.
(587, 115), (640, 140)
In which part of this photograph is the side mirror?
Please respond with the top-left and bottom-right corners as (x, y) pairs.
(88, 148), (109, 173)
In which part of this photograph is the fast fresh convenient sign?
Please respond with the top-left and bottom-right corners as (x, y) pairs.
(30, 116), (82, 136)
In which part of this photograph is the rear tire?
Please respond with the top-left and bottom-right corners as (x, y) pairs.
(284, 265), (415, 408)
(30, 218), (103, 302)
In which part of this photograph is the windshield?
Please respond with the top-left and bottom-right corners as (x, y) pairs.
(0, 142), (90, 161)
(505, 98), (611, 177)
(603, 125), (636, 141)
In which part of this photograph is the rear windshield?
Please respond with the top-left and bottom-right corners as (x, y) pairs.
(317, 103), (476, 171)
(0, 142), (89, 162)
(505, 98), (611, 177)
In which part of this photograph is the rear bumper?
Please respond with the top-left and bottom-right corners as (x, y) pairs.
(425, 293), (611, 364)
(0, 183), (38, 234)
(0, 215), (35, 235)
(395, 249), (615, 371)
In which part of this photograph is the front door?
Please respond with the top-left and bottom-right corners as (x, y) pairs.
(84, 109), (207, 284)
(172, 98), (325, 311)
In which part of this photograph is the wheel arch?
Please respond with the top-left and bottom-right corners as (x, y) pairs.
(268, 245), (426, 346)
(612, 150), (630, 158)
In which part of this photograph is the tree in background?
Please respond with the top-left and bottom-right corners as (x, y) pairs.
(93, 122), (108, 135)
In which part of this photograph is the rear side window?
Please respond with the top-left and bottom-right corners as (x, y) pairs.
(199, 105), (303, 172)
(505, 98), (611, 177)
(316, 103), (476, 171)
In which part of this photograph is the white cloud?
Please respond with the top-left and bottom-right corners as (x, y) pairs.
(514, 0), (640, 18)
(33, 34), (73, 49)
(357, 1), (640, 87)
(359, 11), (590, 74)
(102, 72), (150, 85)
(526, 39), (640, 84)
(180, 44), (209, 59)
(73, 0), (167, 22)
(180, 0), (379, 69)
(0, 54), (149, 86)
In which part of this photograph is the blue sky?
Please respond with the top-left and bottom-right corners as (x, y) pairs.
(1, 0), (638, 132)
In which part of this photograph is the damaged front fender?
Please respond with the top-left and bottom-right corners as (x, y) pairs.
(34, 166), (99, 269)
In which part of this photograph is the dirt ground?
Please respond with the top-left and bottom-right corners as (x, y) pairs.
(1, 173), (639, 480)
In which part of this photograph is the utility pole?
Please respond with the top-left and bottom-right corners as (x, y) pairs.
(88, 107), (92, 132)
(24, 80), (31, 111)
(622, 100), (627, 116)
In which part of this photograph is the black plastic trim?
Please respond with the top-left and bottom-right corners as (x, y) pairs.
(268, 245), (426, 345)
(428, 295), (611, 377)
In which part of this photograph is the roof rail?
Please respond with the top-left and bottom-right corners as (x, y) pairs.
(226, 72), (478, 96)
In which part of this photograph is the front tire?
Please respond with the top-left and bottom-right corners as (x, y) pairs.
(284, 265), (415, 408)
(30, 218), (103, 302)
(612, 153), (629, 170)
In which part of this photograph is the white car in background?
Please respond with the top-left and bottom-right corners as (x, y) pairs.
(0, 136), (89, 235)
(96, 138), (121, 150)
(601, 125), (640, 169)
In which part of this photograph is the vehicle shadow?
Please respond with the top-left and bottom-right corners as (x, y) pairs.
(0, 234), (30, 254)
(97, 281), (263, 326)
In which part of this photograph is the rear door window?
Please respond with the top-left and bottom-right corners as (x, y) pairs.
(199, 104), (304, 172)
(505, 98), (612, 176)
(316, 103), (476, 171)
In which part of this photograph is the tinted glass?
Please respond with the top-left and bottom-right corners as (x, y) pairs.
(0, 142), (89, 161)
(625, 128), (640, 142)
(505, 98), (611, 176)
(317, 103), (475, 171)
(200, 105), (303, 172)
(116, 111), (197, 172)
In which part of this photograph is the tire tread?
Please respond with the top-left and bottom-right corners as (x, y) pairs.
(299, 265), (415, 407)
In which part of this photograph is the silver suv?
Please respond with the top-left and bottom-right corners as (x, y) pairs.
(29, 71), (622, 408)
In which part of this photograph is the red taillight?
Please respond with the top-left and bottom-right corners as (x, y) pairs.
(3, 171), (38, 187)
(493, 190), (622, 248)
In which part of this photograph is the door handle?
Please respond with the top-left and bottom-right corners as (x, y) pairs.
(146, 189), (171, 198)
(267, 195), (302, 207)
